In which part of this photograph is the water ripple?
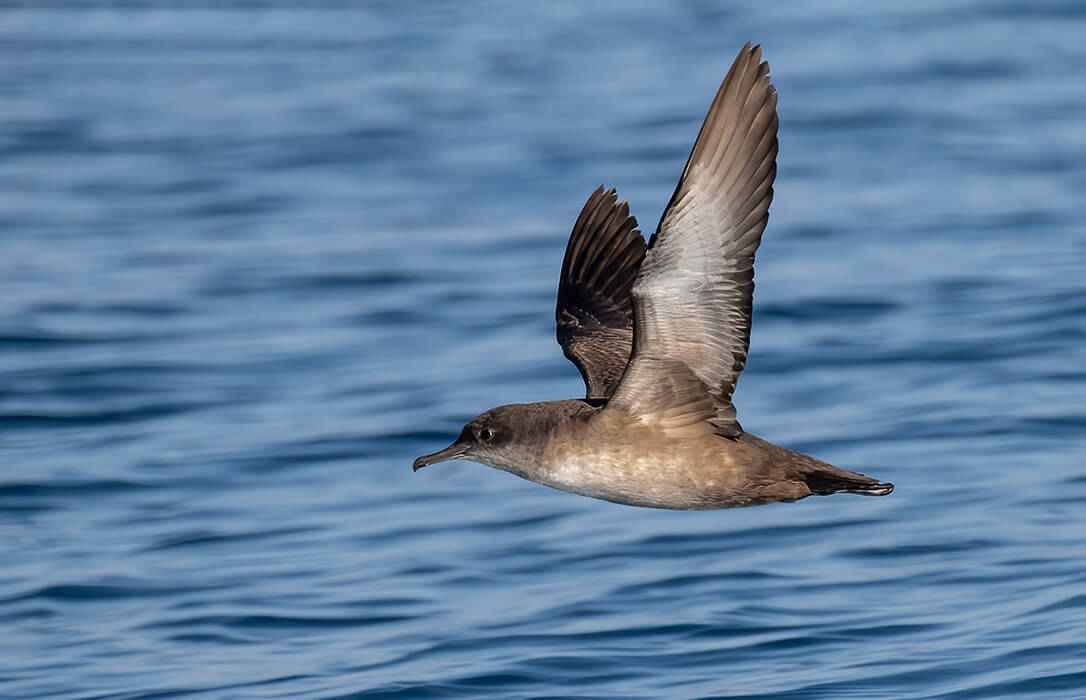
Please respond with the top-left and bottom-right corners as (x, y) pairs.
(2, 2), (1085, 698)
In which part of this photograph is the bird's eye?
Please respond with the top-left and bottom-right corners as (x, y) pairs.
(479, 427), (495, 442)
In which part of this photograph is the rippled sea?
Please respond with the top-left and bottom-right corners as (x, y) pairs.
(3, 3), (1085, 698)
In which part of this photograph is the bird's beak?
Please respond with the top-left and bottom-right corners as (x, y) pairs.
(413, 440), (469, 471)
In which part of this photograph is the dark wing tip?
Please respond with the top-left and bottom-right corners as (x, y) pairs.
(557, 185), (646, 320)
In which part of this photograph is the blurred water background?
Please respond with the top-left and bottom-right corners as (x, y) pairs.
(2, 2), (1085, 698)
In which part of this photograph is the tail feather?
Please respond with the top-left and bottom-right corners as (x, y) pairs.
(802, 468), (894, 497)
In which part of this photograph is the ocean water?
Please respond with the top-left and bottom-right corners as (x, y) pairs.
(2, 2), (1085, 698)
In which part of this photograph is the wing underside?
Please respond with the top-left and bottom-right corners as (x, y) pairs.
(608, 43), (779, 438)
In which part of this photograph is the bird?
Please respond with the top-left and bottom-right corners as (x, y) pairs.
(413, 43), (894, 509)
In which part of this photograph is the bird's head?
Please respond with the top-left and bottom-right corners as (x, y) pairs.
(412, 404), (538, 474)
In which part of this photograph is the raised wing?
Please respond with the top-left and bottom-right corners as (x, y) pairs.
(556, 186), (647, 399)
(608, 43), (779, 438)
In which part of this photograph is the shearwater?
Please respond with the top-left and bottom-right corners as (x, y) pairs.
(414, 43), (894, 509)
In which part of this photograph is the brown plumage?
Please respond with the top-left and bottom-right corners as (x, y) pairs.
(414, 44), (894, 509)
(556, 186), (646, 400)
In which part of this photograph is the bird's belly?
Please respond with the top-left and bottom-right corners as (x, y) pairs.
(543, 440), (739, 509)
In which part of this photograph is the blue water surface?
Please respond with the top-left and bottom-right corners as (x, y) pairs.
(2, 2), (1085, 698)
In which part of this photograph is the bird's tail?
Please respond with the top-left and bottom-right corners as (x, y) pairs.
(801, 465), (894, 497)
